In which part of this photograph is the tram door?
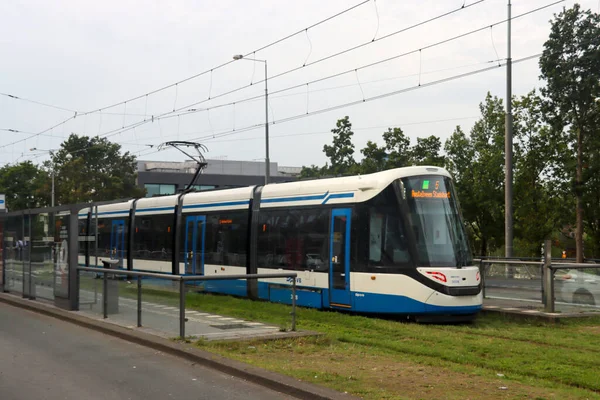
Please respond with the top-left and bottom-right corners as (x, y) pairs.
(110, 220), (125, 268)
(329, 208), (352, 307)
(184, 215), (206, 275)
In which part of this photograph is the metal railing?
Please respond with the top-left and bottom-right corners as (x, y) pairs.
(474, 258), (543, 300)
(475, 240), (600, 313)
(77, 265), (298, 338)
(546, 262), (600, 313)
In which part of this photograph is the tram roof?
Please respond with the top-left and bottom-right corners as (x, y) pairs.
(86, 165), (451, 216)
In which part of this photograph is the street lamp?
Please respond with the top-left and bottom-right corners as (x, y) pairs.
(233, 54), (270, 185)
(30, 147), (55, 207)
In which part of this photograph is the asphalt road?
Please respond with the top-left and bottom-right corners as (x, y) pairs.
(0, 303), (290, 400)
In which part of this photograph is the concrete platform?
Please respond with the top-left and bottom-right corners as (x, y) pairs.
(482, 297), (600, 321)
(78, 292), (314, 341)
(5, 272), (315, 341)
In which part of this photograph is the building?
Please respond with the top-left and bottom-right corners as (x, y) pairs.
(136, 159), (301, 197)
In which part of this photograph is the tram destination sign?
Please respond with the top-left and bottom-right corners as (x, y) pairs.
(410, 180), (451, 199)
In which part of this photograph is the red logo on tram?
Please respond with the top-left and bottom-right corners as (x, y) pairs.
(426, 271), (447, 283)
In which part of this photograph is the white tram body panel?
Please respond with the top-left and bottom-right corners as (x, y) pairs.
(75, 166), (482, 318)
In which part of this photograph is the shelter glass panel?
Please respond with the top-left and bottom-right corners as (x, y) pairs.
(3, 214), (24, 293)
(53, 212), (70, 298)
(31, 212), (55, 300)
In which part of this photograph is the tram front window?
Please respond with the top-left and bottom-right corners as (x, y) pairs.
(400, 176), (471, 268)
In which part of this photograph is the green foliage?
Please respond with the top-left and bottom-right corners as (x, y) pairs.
(296, 5), (600, 257)
(322, 116), (357, 176)
(125, 284), (600, 400)
(539, 4), (600, 260)
(50, 134), (145, 204)
(299, 165), (326, 179)
(0, 161), (49, 211)
(303, 117), (446, 179)
(359, 141), (387, 173)
(445, 93), (506, 255)
(512, 91), (567, 255)
(381, 127), (411, 168)
(411, 135), (445, 167)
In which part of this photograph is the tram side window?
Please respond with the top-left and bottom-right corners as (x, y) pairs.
(96, 218), (109, 258)
(203, 212), (248, 267)
(95, 217), (129, 259)
(257, 208), (329, 271)
(368, 210), (410, 265)
(133, 214), (174, 261)
(78, 217), (88, 257)
(352, 186), (413, 273)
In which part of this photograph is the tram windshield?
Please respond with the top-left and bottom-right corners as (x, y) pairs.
(399, 175), (472, 268)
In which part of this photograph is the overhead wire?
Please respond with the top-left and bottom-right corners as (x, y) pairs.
(138, 0), (488, 123)
(77, 0), (504, 143)
(0, 128), (58, 139)
(0, 1), (372, 153)
(199, 116), (481, 144)
(132, 53), (539, 160)
(2, 0), (484, 152)
(191, 54), (540, 143)
(0, 92), (77, 113)
(73, 0), (372, 115)
(99, 0), (561, 141)
(3, 0), (561, 162)
(124, 57), (504, 127)
(135, 0), (560, 128)
(0, 115), (77, 151)
(264, 0), (486, 83)
(6, 63), (485, 150)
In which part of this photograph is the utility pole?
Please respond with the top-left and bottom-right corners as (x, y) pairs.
(232, 54), (270, 185)
(30, 147), (55, 207)
(51, 166), (55, 207)
(505, 0), (514, 258)
(264, 60), (270, 185)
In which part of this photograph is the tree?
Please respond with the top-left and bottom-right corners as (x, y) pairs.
(322, 116), (357, 176)
(382, 127), (411, 168)
(0, 161), (49, 211)
(512, 91), (567, 255)
(582, 110), (600, 257)
(299, 164), (327, 179)
(445, 93), (506, 255)
(50, 134), (145, 204)
(411, 135), (445, 167)
(359, 141), (388, 174)
(539, 4), (600, 261)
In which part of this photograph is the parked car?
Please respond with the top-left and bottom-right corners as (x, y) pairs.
(555, 269), (600, 306)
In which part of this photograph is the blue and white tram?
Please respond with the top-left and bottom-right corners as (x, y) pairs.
(77, 166), (482, 320)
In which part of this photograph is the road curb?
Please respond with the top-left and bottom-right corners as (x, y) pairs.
(0, 292), (358, 400)
(481, 305), (600, 322)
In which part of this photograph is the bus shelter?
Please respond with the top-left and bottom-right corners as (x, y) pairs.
(1, 205), (81, 310)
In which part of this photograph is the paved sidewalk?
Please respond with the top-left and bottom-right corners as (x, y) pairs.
(0, 292), (353, 400)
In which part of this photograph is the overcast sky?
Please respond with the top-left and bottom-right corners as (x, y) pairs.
(1, 0), (598, 169)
